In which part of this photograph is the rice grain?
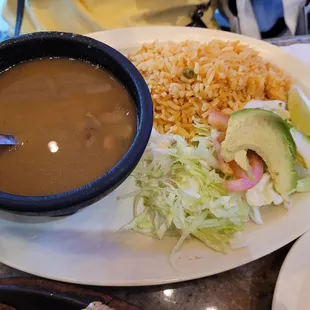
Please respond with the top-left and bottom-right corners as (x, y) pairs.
(128, 40), (291, 138)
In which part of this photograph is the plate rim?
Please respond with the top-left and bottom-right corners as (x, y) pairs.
(1, 222), (310, 287)
(272, 229), (310, 310)
(87, 26), (308, 66)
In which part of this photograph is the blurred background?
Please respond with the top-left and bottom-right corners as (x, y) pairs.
(0, 0), (309, 41)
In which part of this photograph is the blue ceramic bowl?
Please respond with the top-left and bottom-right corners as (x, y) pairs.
(0, 32), (153, 216)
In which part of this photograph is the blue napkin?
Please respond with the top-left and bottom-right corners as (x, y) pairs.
(237, 0), (307, 38)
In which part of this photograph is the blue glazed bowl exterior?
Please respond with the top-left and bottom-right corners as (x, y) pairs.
(0, 32), (153, 216)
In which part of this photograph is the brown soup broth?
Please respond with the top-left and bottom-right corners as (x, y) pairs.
(0, 58), (137, 196)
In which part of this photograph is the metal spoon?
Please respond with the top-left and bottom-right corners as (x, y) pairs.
(0, 135), (18, 146)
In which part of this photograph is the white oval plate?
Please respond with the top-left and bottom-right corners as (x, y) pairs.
(1, 27), (310, 286)
(273, 230), (310, 310)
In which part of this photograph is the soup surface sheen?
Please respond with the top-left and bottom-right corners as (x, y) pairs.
(0, 58), (136, 196)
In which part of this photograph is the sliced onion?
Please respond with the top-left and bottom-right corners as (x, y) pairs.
(229, 160), (247, 179)
(208, 110), (229, 131)
(212, 134), (233, 175)
(226, 152), (264, 193)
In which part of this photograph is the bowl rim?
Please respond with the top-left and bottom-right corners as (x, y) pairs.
(0, 31), (153, 214)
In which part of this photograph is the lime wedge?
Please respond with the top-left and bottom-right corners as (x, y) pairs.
(288, 86), (310, 136)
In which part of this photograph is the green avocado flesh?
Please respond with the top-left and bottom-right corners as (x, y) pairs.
(221, 108), (297, 199)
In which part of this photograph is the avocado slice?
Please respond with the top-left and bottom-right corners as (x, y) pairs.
(221, 108), (297, 200)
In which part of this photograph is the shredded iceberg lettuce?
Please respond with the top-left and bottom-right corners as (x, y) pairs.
(121, 104), (310, 255)
(245, 173), (283, 224)
(124, 125), (250, 254)
(244, 100), (290, 119)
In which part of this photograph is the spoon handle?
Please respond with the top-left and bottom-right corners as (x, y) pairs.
(0, 135), (17, 145)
